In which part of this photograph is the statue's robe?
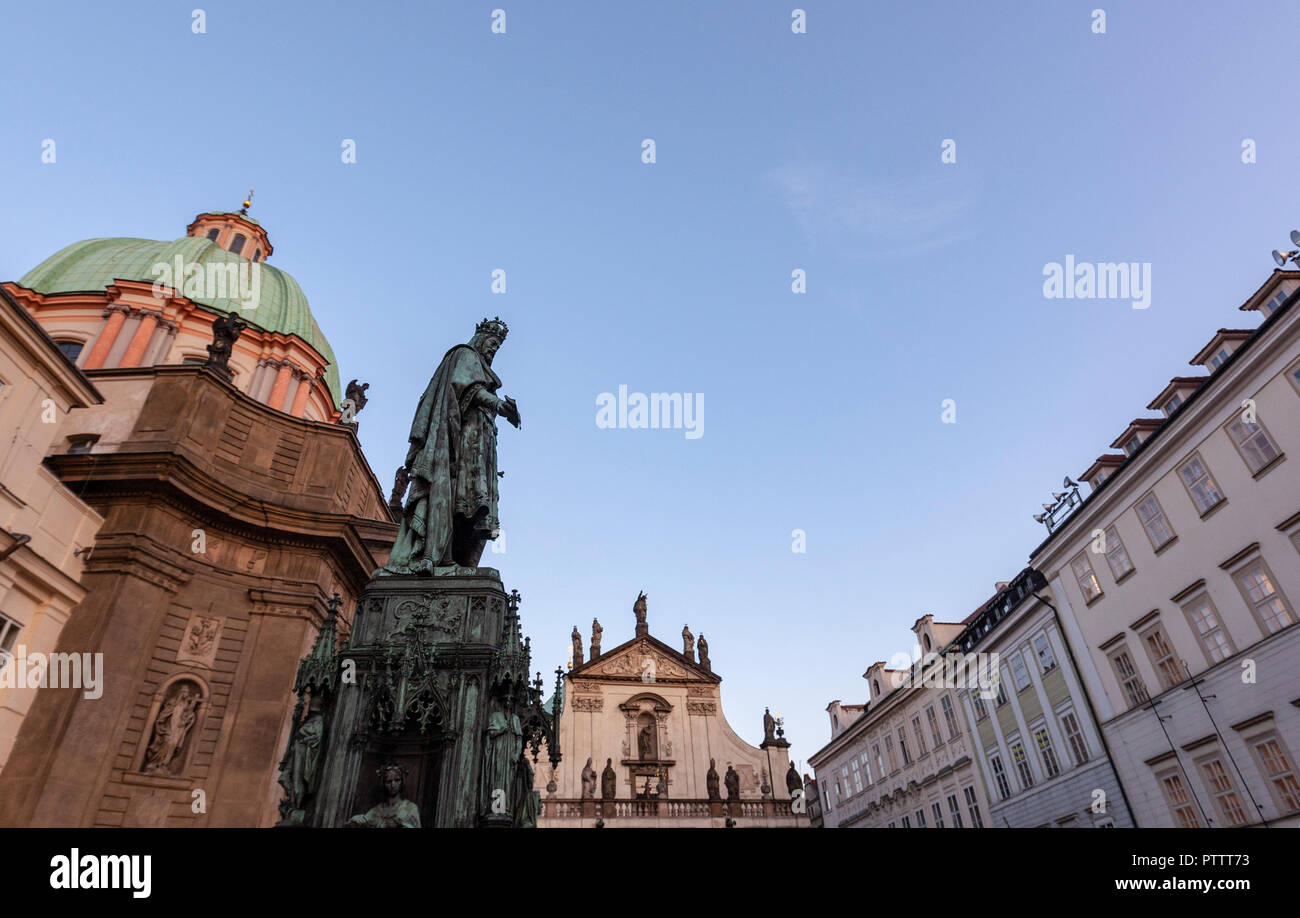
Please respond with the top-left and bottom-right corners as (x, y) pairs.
(384, 344), (503, 572)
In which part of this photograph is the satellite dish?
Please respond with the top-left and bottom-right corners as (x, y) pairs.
(1290, 230), (1300, 246)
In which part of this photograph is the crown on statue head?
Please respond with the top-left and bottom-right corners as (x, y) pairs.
(476, 316), (509, 341)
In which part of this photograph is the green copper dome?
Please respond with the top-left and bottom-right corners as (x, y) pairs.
(19, 235), (340, 402)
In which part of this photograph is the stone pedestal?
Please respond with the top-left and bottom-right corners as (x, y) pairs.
(282, 567), (559, 828)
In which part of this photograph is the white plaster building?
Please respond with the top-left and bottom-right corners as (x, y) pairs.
(1030, 269), (1300, 828)
(809, 613), (992, 828)
(532, 596), (807, 827)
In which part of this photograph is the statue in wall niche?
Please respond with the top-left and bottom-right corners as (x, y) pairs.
(278, 693), (326, 821)
(348, 763), (421, 828)
(590, 618), (602, 658)
(763, 707), (776, 743)
(724, 765), (740, 801)
(205, 310), (248, 380)
(656, 768), (668, 799)
(382, 317), (520, 573)
(706, 759), (721, 801)
(571, 626), (583, 667)
(482, 704), (523, 814)
(143, 683), (201, 775)
(581, 757), (597, 799)
(697, 634), (710, 670)
(638, 722), (655, 760)
(682, 625), (694, 660)
(601, 758), (617, 800)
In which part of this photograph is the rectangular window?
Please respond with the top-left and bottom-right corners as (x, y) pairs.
(1199, 757), (1250, 826)
(914, 808), (926, 828)
(1181, 594), (1236, 664)
(1162, 393), (1183, 416)
(900, 814), (911, 828)
(1139, 622), (1185, 690)
(1123, 435), (1141, 457)
(1107, 646), (1149, 708)
(941, 694), (961, 737)
(873, 743), (884, 779)
(1009, 651), (1032, 692)
(1070, 553), (1103, 603)
(947, 794), (963, 828)
(994, 680), (1009, 708)
(1032, 633), (1057, 673)
(911, 715), (928, 757)
(989, 754), (1012, 800)
(1178, 454), (1225, 515)
(1136, 493), (1176, 549)
(1059, 710), (1089, 766)
(887, 820), (896, 828)
(885, 735), (897, 772)
(0, 612), (21, 664)
(1103, 526), (1135, 580)
(1251, 736), (1300, 815)
(963, 785), (984, 827)
(1234, 560), (1295, 635)
(860, 750), (872, 786)
(1034, 727), (1062, 778)
(1158, 771), (1201, 828)
(1209, 348), (1230, 370)
(1226, 416), (1281, 474)
(926, 705), (944, 748)
(897, 727), (911, 766)
(850, 758), (862, 794)
(1011, 741), (1034, 789)
(840, 764), (850, 798)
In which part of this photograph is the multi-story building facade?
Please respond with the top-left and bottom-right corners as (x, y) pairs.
(809, 613), (992, 828)
(533, 599), (807, 827)
(0, 286), (104, 770)
(1031, 268), (1300, 828)
(953, 568), (1133, 827)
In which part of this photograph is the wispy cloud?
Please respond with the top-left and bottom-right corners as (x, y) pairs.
(765, 163), (978, 258)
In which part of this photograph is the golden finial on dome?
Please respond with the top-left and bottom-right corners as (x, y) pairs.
(239, 189), (254, 215)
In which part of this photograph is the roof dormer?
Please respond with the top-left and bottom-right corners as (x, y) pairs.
(1110, 418), (1163, 458)
(1239, 272), (1300, 317)
(1190, 329), (1252, 373)
(1146, 376), (1206, 418)
(1081, 453), (1126, 491)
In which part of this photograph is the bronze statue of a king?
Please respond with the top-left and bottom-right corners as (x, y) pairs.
(383, 317), (521, 574)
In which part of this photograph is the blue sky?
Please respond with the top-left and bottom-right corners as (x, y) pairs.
(3, 1), (1299, 772)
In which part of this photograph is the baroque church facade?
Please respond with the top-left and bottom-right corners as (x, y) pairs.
(0, 206), (396, 826)
(533, 594), (808, 827)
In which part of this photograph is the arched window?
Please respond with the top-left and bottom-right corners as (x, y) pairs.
(229, 233), (246, 255)
(873, 679), (881, 696)
(923, 633), (932, 652)
(55, 340), (83, 362)
(206, 229), (219, 242)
